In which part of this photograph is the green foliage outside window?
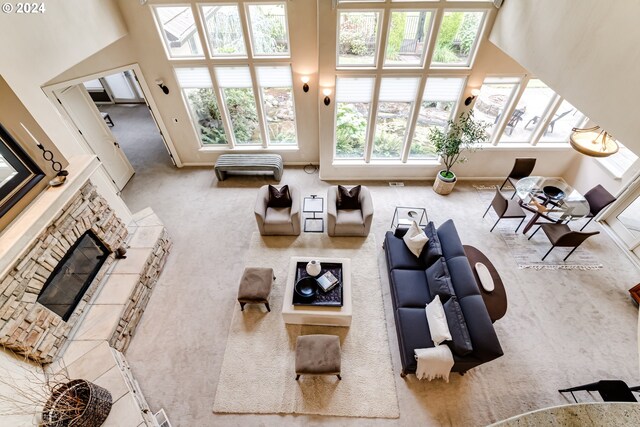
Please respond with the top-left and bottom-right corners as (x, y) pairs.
(336, 103), (367, 157)
(187, 89), (226, 145)
(385, 13), (406, 60)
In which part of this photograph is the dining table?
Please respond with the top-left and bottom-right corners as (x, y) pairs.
(514, 176), (591, 234)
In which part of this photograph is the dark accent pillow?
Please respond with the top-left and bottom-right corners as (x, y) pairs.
(267, 185), (291, 208)
(443, 296), (474, 356)
(336, 185), (361, 210)
(426, 258), (454, 301)
(421, 222), (443, 267)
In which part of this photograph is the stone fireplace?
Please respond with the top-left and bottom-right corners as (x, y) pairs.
(0, 181), (127, 363)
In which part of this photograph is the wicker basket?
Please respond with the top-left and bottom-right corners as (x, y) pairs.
(42, 379), (112, 427)
(433, 172), (457, 195)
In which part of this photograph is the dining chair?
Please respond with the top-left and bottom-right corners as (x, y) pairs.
(483, 186), (527, 232)
(499, 158), (537, 199)
(580, 184), (617, 231)
(559, 380), (640, 403)
(539, 223), (599, 261)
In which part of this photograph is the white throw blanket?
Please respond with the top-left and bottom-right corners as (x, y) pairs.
(414, 345), (454, 382)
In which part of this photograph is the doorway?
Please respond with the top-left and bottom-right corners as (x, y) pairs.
(46, 65), (179, 192)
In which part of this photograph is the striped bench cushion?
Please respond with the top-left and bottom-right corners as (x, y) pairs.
(214, 154), (283, 181)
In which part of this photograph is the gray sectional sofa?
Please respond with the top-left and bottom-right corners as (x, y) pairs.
(383, 219), (503, 377)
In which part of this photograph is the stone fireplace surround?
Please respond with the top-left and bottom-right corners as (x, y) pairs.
(0, 179), (127, 363)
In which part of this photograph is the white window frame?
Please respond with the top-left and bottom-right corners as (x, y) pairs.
(152, 4), (205, 59)
(336, 9), (385, 69)
(382, 9), (436, 69)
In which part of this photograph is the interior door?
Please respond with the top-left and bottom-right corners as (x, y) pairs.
(605, 181), (640, 259)
(103, 71), (144, 103)
(57, 85), (134, 190)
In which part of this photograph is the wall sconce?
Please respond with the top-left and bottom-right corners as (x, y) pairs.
(323, 88), (332, 106)
(155, 79), (170, 95)
(301, 76), (310, 93)
(464, 89), (481, 106)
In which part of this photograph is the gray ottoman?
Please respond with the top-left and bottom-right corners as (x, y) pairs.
(295, 335), (341, 380)
(237, 267), (274, 312)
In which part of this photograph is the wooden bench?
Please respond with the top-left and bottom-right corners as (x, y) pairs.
(214, 154), (283, 182)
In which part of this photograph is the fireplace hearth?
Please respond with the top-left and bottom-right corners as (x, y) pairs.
(37, 231), (110, 321)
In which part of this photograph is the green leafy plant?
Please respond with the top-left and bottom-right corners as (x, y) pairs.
(456, 13), (481, 55)
(385, 13), (406, 60)
(336, 103), (368, 156)
(429, 111), (490, 179)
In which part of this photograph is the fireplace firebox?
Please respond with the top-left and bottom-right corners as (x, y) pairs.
(37, 231), (110, 321)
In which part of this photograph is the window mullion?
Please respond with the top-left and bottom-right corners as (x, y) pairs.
(191, 3), (211, 59)
(210, 68), (236, 148)
(531, 95), (562, 146)
(490, 77), (524, 145)
(250, 67), (270, 147)
(423, 9), (443, 71)
(401, 77), (428, 162)
(365, 76), (382, 163)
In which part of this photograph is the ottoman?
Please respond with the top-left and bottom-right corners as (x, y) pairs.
(295, 335), (341, 380)
(237, 267), (274, 312)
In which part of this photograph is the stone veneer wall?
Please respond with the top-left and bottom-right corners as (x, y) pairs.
(110, 228), (171, 353)
(0, 182), (127, 363)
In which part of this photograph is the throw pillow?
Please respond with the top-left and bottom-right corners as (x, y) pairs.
(421, 222), (444, 267)
(442, 296), (474, 356)
(426, 258), (455, 301)
(336, 185), (361, 210)
(403, 221), (429, 257)
(425, 295), (452, 345)
(267, 185), (291, 208)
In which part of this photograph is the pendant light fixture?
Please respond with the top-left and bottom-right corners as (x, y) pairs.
(569, 126), (618, 157)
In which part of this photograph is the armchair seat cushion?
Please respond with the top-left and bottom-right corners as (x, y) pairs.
(336, 209), (363, 225)
(265, 207), (292, 225)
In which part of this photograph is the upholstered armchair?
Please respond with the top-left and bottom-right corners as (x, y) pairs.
(327, 185), (373, 237)
(254, 185), (301, 236)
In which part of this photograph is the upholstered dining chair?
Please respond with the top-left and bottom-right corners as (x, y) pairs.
(483, 186), (527, 232)
(539, 223), (599, 261)
(499, 158), (537, 199)
(327, 185), (373, 237)
(581, 184), (617, 230)
(254, 185), (301, 236)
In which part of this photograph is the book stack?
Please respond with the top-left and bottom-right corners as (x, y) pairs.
(316, 270), (339, 292)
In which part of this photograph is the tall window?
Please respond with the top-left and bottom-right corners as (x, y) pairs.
(156, 3), (298, 148)
(472, 77), (520, 139)
(337, 11), (382, 66)
(384, 10), (434, 67)
(201, 5), (246, 57)
(431, 10), (485, 67)
(215, 67), (262, 145)
(153, 6), (204, 58)
(372, 77), (420, 159)
(256, 66), (297, 144)
(539, 99), (586, 143)
(411, 77), (465, 159)
(335, 77), (375, 159)
(500, 79), (556, 143)
(175, 67), (226, 145)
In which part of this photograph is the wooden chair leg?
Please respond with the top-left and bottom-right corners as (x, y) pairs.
(265, 302), (271, 312)
(239, 302), (246, 311)
(542, 245), (555, 261)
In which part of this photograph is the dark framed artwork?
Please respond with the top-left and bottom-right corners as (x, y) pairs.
(0, 123), (45, 218)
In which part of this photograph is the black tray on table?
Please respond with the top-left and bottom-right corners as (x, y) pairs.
(292, 262), (343, 307)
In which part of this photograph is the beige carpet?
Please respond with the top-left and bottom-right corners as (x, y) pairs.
(475, 186), (603, 270)
(212, 232), (400, 419)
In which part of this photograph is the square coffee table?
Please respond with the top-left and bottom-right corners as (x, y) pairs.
(282, 256), (352, 327)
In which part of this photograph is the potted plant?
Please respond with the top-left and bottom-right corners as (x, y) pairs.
(430, 111), (490, 195)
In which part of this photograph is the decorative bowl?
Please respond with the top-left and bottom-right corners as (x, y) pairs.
(543, 185), (565, 200)
(295, 277), (318, 299)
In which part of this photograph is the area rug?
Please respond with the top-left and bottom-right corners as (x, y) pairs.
(212, 232), (400, 419)
(474, 185), (603, 270)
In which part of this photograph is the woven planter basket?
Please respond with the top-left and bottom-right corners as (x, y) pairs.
(433, 172), (457, 195)
(42, 379), (112, 427)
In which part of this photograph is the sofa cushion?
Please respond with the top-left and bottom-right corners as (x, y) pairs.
(437, 220), (466, 261)
(395, 307), (434, 372)
(267, 185), (291, 208)
(443, 296), (474, 356)
(421, 222), (443, 267)
(384, 231), (425, 270)
(445, 256), (481, 299)
(337, 185), (361, 210)
(426, 258), (454, 301)
(390, 269), (430, 308)
(457, 294), (503, 362)
(403, 221), (429, 257)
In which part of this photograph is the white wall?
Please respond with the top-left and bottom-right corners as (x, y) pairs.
(489, 0), (640, 155)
